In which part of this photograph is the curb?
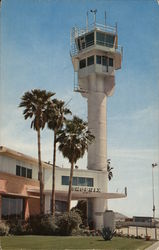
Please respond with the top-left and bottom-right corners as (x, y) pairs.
(145, 241), (159, 250)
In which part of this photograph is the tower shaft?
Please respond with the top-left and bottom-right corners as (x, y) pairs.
(87, 78), (107, 171)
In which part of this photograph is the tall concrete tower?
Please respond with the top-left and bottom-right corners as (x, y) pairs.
(70, 11), (123, 228)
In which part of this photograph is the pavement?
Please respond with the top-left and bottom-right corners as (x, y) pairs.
(145, 241), (159, 250)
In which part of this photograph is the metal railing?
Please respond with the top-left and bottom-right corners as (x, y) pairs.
(71, 40), (123, 57)
(73, 23), (117, 38)
(70, 23), (122, 57)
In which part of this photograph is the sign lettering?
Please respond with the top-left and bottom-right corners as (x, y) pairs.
(71, 186), (101, 193)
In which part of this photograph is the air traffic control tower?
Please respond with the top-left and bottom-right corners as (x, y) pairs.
(70, 11), (124, 229)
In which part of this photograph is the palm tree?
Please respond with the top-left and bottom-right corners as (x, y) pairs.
(107, 159), (114, 181)
(57, 116), (95, 212)
(19, 89), (55, 214)
(46, 99), (71, 215)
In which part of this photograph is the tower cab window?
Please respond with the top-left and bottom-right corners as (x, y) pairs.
(79, 59), (86, 69)
(96, 31), (115, 48)
(77, 32), (94, 51)
(96, 55), (107, 66)
(87, 56), (94, 66)
(85, 32), (94, 47)
(96, 55), (113, 67)
(109, 58), (113, 67)
(102, 56), (107, 66)
(96, 55), (101, 64)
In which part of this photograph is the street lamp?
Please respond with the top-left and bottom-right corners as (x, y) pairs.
(152, 163), (158, 218)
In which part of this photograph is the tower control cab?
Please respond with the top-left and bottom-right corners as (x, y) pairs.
(71, 23), (123, 94)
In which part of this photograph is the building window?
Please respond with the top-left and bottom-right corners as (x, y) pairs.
(102, 56), (107, 66)
(16, 165), (21, 176)
(78, 177), (85, 186)
(109, 58), (113, 67)
(27, 169), (32, 179)
(96, 31), (115, 48)
(85, 32), (94, 47)
(55, 200), (67, 213)
(106, 34), (115, 47)
(79, 59), (86, 69)
(62, 176), (94, 187)
(62, 176), (69, 185)
(77, 37), (85, 50)
(96, 55), (109, 66)
(96, 32), (105, 46)
(96, 55), (101, 64)
(87, 56), (94, 66)
(2, 196), (24, 220)
(87, 178), (94, 187)
(72, 177), (78, 186)
(16, 165), (32, 179)
(77, 32), (94, 51)
(22, 167), (26, 177)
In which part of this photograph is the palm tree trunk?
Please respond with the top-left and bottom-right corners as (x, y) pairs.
(37, 128), (44, 215)
(51, 131), (56, 215)
(67, 160), (74, 212)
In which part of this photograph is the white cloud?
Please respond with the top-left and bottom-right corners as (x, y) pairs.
(109, 105), (159, 123)
(108, 148), (159, 162)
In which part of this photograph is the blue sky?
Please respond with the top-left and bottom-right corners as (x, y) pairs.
(0, 0), (159, 217)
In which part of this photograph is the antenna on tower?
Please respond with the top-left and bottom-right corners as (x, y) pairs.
(86, 11), (89, 32)
(90, 9), (97, 28)
(104, 11), (106, 28)
(115, 22), (118, 34)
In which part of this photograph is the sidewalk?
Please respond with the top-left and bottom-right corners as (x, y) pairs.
(145, 241), (159, 250)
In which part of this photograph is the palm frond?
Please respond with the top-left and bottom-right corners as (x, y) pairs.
(19, 89), (55, 131)
(58, 115), (94, 164)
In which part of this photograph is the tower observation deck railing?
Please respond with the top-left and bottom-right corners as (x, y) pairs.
(74, 23), (117, 37)
(70, 23), (123, 57)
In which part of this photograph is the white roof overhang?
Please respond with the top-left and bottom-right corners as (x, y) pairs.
(27, 188), (126, 201)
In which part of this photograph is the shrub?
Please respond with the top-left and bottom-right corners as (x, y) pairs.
(71, 200), (88, 227)
(0, 222), (9, 236)
(28, 214), (58, 235)
(7, 220), (28, 235)
(88, 220), (95, 230)
(27, 215), (42, 234)
(56, 211), (82, 236)
(9, 221), (24, 235)
(40, 215), (58, 235)
(101, 227), (116, 241)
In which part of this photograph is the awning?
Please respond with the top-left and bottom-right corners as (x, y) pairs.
(0, 191), (39, 199)
(27, 188), (126, 201)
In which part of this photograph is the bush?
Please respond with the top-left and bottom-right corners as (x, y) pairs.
(88, 220), (95, 230)
(40, 215), (58, 235)
(28, 214), (58, 235)
(71, 200), (88, 227)
(0, 222), (9, 236)
(9, 221), (23, 235)
(27, 215), (42, 234)
(101, 227), (116, 241)
(8, 220), (28, 235)
(56, 211), (82, 236)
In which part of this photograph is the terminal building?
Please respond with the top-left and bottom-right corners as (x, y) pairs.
(0, 146), (126, 228)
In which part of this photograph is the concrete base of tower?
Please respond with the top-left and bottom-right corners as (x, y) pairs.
(88, 197), (107, 230)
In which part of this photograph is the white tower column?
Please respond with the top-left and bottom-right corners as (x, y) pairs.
(88, 90), (107, 171)
(86, 74), (108, 229)
(93, 198), (107, 229)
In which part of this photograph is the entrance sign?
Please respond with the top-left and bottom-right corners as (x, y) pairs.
(72, 186), (101, 193)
